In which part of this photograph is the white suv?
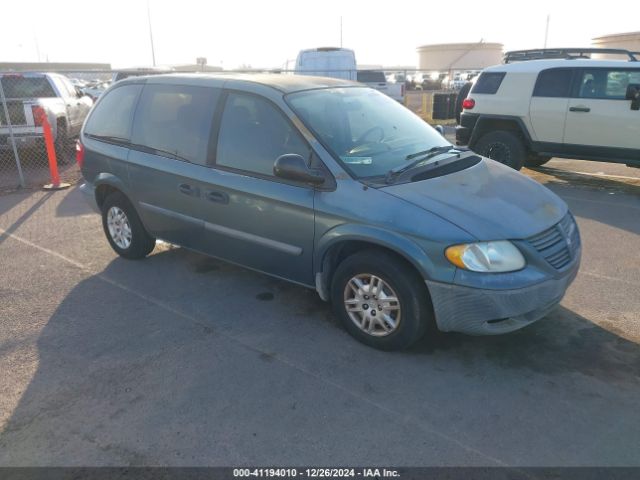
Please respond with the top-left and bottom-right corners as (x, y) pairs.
(456, 49), (640, 170)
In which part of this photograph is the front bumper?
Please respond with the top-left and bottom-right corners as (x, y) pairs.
(80, 182), (100, 214)
(426, 257), (580, 335)
(455, 112), (479, 146)
(455, 126), (471, 146)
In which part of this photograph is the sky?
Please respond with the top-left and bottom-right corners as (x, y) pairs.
(1, 0), (638, 69)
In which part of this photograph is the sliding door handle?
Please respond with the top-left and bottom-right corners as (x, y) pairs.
(178, 183), (199, 196)
(569, 106), (591, 113)
(206, 191), (229, 204)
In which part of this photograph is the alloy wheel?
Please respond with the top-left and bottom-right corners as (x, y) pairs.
(343, 274), (402, 337)
(107, 206), (132, 249)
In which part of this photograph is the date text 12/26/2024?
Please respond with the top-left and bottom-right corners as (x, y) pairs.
(233, 468), (400, 478)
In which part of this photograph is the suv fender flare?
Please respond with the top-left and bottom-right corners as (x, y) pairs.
(313, 224), (436, 300)
(470, 114), (533, 149)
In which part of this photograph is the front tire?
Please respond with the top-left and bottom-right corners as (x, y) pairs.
(330, 250), (432, 351)
(474, 130), (525, 170)
(101, 192), (156, 259)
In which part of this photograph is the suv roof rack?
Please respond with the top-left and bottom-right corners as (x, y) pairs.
(504, 48), (638, 63)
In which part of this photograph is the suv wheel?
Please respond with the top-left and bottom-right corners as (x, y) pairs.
(54, 121), (72, 165)
(101, 192), (156, 259)
(330, 250), (432, 351)
(524, 154), (552, 168)
(474, 130), (525, 170)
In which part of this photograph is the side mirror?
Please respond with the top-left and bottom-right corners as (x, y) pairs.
(626, 84), (640, 111)
(274, 154), (325, 185)
(434, 125), (445, 136)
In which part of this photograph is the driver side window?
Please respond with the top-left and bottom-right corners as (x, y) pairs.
(216, 93), (310, 177)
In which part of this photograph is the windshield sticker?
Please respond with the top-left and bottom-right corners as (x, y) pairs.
(341, 156), (373, 165)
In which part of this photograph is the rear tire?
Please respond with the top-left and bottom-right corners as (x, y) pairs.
(330, 250), (432, 351)
(474, 130), (526, 170)
(101, 191), (156, 259)
(54, 121), (72, 165)
(524, 154), (552, 168)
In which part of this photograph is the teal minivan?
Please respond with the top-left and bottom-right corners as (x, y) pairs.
(79, 74), (581, 350)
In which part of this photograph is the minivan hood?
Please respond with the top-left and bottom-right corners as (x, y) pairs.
(381, 158), (567, 240)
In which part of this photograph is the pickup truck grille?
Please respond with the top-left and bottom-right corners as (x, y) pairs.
(0, 101), (27, 126)
(527, 214), (580, 270)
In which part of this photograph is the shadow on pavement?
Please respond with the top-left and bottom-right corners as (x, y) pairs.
(528, 165), (640, 196)
(55, 185), (95, 218)
(1, 247), (639, 465)
(0, 192), (53, 247)
(412, 306), (640, 384)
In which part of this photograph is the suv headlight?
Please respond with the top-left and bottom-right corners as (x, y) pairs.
(445, 241), (525, 273)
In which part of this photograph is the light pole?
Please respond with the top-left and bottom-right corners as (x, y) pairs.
(147, 0), (156, 66)
(544, 14), (550, 49)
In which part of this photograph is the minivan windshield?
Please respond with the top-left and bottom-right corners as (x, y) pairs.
(287, 87), (451, 179)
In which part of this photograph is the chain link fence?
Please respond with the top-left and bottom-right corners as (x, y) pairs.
(0, 72), (90, 192)
(0, 68), (468, 192)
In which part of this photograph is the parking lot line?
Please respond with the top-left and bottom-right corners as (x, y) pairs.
(0, 225), (509, 467)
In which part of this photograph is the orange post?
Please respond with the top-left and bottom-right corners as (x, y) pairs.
(34, 108), (69, 190)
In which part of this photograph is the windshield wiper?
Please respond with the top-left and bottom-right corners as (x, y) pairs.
(385, 145), (458, 184)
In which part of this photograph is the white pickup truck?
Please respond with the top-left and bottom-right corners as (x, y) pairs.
(357, 70), (405, 102)
(0, 72), (93, 156)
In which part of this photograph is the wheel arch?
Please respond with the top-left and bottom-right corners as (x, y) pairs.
(470, 115), (533, 149)
(94, 173), (130, 210)
(314, 225), (435, 301)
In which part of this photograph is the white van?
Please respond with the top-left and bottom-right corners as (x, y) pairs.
(294, 48), (357, 81)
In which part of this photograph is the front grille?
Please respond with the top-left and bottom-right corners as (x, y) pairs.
(527, 214), (579, 270)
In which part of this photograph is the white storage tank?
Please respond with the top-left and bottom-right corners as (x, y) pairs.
(592, 32), (640, 59)
(417, 42), (503, 71)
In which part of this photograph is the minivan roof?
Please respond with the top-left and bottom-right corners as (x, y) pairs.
(117, 73), (359, 94)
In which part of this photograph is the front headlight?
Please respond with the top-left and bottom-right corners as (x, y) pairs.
(445, 241), (525, 273)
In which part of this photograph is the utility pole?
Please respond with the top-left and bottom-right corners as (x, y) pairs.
(543, 14), (550, 49)
(34, 34), (41, 62)
(147, 0), (156, 66)
(340, 16), (343, 48)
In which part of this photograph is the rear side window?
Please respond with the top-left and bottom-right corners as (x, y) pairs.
(0, 76), (56, 98)
(131, 84), (219, 165)
(471, 72), (506, 94)
(84, 85), (142, 140)
(533, 69), (574, 98)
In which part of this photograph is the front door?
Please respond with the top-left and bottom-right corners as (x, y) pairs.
(198, 91), (316, 286)
(564, 68), (640, 151)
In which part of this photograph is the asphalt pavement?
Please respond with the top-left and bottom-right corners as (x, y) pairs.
(0, 158), (638, 466)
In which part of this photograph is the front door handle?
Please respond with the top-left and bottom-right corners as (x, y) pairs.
(178, 183), (199, 196)
(569, 106), (591, 113)
(206, 190), (229, 204)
